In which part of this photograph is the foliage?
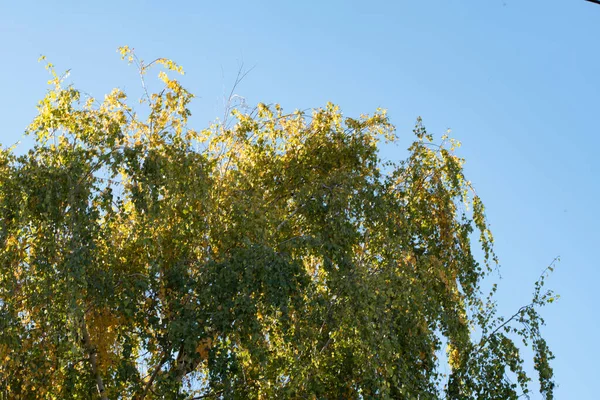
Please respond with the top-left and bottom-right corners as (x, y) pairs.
(0, 48), (555, 399)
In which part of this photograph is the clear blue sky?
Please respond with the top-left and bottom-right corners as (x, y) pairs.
(1, 0), (597, 397)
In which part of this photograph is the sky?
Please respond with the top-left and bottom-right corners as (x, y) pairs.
(0, 0), (597, 397)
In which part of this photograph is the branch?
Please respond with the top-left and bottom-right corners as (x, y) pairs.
(189, 389), (224, 399)
(80, 316), (108, 400)
(478, 303), (533, 350)
(136, 352), (169, 400)
(275, 206), (303, 232)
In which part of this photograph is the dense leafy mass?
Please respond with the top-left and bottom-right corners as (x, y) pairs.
(0, 48), (555, 399)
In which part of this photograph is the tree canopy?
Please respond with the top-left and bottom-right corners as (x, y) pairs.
(0, 48), (555, 399)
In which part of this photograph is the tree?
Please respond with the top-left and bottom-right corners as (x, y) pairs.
(0, 47), (555, 399)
